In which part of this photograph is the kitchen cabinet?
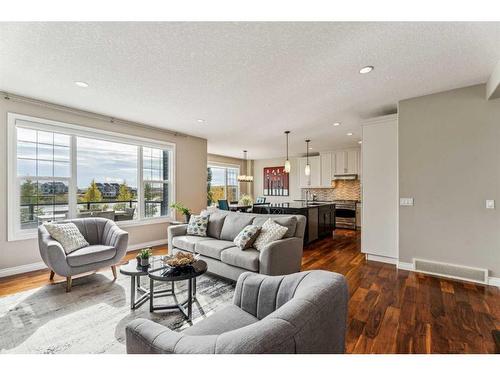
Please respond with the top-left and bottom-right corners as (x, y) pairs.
(334, 149), (360, 175)
(298, 155), (320, 187)
(318, 204), (336, 238)
(320, 152), (334, 187)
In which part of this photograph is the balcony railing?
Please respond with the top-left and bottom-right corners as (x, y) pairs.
(20, 199), (167, 229)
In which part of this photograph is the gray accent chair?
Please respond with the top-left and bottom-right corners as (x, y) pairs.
(167, 210), (306, 281)
(38, 218), (129, 292)
(126, 270), (348, 354)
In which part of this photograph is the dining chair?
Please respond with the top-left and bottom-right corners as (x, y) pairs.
(255, 196), (266, 204)
(218, 199), (229, 211)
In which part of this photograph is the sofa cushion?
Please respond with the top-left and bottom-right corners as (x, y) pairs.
(195, 239), (235, 260)
(220, 247), (260, 272)
(44, 222), (89, 254)
(186, 215), (209, 236)
(252, 216), (297, 238)
(233, 224), (260, 249)
(220, 213), (254, 241)
(253, 219), (288, 251)
(172, 235), (210, 252)
(206, 210), (229, 239)
(66, 245), (116, 267)
(183, 305), (259, 336)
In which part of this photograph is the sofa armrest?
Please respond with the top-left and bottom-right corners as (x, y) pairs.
(126, 318), (217, 354)
(259, 237), (303, 275)
(167, 224), (188, 254)
(103, 222), (129, 258)
(38, 225), (68, 275)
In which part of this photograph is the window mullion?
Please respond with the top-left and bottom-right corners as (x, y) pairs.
(68, 135), (77, 219)
(138, 146), (144, 220)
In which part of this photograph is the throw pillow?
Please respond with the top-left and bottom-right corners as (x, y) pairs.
(253, 218), (288, 251)
(186, 215), (209, 236)
(233, 225), (260, 250)
(44, 222), (89, 254)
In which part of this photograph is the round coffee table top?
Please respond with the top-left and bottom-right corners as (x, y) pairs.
(119, 256), (165, 276)
(148, 259), (208, 282)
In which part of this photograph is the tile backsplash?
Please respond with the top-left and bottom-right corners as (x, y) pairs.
(301, 179), (361, 201)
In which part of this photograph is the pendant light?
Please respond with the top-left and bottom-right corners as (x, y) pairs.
(304, 140), (311, 176)
(237, 150), (254, 182)
(284, 131), (291, 173)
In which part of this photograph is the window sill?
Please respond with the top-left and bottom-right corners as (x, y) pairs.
(8, 216), (176, 242)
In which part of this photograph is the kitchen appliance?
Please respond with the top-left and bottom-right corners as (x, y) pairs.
(334, 200), (357, 230)
(333, 174), (358, 180)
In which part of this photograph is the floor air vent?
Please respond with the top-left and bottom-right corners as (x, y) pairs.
(413, 258), (488, 284)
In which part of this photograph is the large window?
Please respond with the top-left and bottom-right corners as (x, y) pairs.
(207, 164), (240, 205)
(9, 113), (175, 240)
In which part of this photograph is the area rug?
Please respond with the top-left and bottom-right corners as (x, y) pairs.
(0, 269), (235, 353)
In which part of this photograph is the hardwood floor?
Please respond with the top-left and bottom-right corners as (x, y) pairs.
(0, 229), (499, 353)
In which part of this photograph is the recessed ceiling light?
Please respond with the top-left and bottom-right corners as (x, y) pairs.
(358, 140), (362, 144)
(308, 147), (313, 150)
(347, 132), (353, 136)
(333, 122), (341, 126)
(75, 81), (89, 88)
(197, 119), (205, 123)
(359, 66), (374, 74)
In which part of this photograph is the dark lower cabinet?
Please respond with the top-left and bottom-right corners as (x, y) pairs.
(318, 205), (336, 239)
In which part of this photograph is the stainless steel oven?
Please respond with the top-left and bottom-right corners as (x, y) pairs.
(334, 201), (357, 230)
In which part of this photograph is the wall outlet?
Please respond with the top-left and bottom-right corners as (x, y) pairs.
(400, 197), (414, 206)
(486, 200), (495, 209)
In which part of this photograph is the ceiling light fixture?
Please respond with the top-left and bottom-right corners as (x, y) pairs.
(347, 132), (353, 136)
(305, 140), (311, 178)
(284, 131), (291, 173)
(358, 140), (362, 144)
(333, 122), (341, 126)
(75, 81), (89, 88)
(197, 119), (205, 123)
(237, 150), (254, 182)
(359, 66), (374, 74)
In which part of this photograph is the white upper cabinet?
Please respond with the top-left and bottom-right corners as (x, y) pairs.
(298, 155), (321, 187)
(334, 148), (360, 175)
(320, 152), (334, 187)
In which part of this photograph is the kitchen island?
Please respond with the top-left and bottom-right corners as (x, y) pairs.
(252, 202), (336, 244)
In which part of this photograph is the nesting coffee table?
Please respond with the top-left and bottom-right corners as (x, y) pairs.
(119, 255), (207, 321)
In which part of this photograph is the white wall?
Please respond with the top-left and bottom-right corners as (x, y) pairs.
(0, 97), (207, 275)
(361, 115), (398, 262)
(253, 157), (301, 203)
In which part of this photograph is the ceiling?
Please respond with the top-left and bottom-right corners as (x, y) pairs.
(1, 22), (500, 159)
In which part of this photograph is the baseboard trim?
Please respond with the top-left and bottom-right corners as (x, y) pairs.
(397, 261), (414, 271)
(365, 253), (398, 265)
(126, 239), (168, 252)
(0, 262), (47, 278)
(488, 277), (500, 287)
(0, 239), (169, 278)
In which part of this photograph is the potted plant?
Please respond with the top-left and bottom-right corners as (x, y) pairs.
(137, 248), (152, 267)
(170, 202), (192, 223)
(239, 194), (253, 206)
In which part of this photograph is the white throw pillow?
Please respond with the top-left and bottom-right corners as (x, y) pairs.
(253, 218), (288, 251)
(186, 215), (209, 236)
(44, 222), (89, 254)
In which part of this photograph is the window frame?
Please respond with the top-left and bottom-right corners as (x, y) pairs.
(8, 112), (176, 241)
(207, 162), (240, 203)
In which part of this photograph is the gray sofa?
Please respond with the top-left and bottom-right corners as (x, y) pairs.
(167, 210), (306, 281)
(126, 270), (348, 354)
(38, 218), (129, 292)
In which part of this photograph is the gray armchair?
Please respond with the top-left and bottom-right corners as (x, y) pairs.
(38, 218), (129, 292)
(126, 270), (348, 354)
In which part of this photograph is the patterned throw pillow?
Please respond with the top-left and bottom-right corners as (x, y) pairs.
(44, 222), (89, 254)
(253, 218), (288, 251)
(186, 215), (209, 236)
(233, 225), (260, 250)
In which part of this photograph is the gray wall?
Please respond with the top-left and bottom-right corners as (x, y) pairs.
(399, 84), (500, 277)
(0, 97), (207, 272)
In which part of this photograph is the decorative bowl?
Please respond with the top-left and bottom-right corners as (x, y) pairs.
(164, 252), (198, 268)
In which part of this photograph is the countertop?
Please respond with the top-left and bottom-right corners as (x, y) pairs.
(268, 202), (336, 209)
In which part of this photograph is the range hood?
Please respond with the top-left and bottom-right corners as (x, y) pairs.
(333, 174), (358, 180)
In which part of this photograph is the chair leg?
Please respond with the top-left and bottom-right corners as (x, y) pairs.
(49, 270), (55, 280)
(66, 276), (72, 292)
(111, 265), (117, 279)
